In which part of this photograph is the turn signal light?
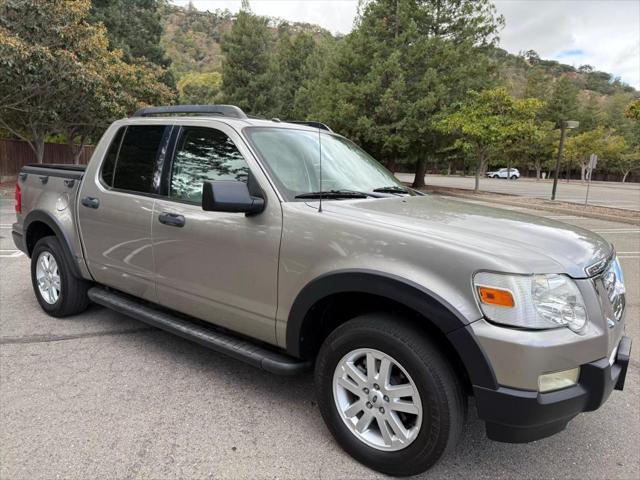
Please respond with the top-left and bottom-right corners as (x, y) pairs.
(478, 286), (515, 308)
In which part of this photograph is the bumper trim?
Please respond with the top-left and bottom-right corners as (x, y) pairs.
(12, 228), (26, 254)
(474, 335), (631, 443)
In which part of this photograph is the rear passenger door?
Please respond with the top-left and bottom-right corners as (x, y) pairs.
(78, 124), (171, 302)
(152, 123), (282, 344)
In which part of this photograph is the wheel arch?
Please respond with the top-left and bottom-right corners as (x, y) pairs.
(24, 210), (82, 278)
(285, 270), (497, 390)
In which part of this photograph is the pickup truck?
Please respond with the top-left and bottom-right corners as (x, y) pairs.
(12, 105), (630, 476)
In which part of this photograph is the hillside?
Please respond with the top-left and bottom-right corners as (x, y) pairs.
(160, 3), (636, 99)
(160, 3), (333, 79)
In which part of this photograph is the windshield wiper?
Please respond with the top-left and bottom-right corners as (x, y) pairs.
(373, 186), (409, 194)
(295, 189), (375, 199)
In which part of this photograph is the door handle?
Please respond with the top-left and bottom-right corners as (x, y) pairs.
(158, 212), (185, 227)
(81, 196), (100, 209)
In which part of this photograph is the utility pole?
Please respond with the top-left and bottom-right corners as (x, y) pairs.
(551, 122), (566, 201)
(551, 120), (579, 201)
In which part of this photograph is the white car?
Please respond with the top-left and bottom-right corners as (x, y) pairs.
(486, 168), (520, 179)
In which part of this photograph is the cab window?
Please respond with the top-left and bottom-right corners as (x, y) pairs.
(169, 127), (250, 203)
(112, 125), (167, 194)
(100, 127), (125, 187)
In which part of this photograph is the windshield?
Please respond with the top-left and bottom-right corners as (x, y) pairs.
(245, 127), (414, 201)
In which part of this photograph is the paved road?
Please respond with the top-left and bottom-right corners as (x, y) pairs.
(1, 197), (638, 479)
(397, 174), (640, 211)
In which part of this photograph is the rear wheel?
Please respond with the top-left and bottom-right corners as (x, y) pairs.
(315, 314), (466, 476)
(31, 236), (90, 317)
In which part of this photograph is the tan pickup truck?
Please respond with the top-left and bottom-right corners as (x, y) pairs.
(12, 105), (630, 476)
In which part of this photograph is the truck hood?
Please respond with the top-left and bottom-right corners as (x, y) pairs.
(320, 195), (612, 278)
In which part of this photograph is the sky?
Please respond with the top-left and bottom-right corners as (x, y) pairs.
(176, 0), (640, 89)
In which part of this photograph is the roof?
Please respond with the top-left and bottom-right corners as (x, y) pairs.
(115, 115), (326, 133)
(127, 104), (331, 132)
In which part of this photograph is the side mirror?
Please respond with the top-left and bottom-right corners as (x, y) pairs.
(202, 180), (265, 215)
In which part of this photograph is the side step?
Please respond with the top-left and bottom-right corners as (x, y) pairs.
(88, 287), (311, 376)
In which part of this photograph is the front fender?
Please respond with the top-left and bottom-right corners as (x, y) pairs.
(285, 269), (498, 389)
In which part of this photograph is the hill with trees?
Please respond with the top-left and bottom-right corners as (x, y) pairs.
(1, 0), (638, 183)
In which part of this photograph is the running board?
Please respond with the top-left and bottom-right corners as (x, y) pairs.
(88, 287), (311, 375)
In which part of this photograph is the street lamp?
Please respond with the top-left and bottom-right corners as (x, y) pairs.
(551, 120), (579, 201)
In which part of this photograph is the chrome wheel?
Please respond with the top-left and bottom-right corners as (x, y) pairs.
(36, 251), (60, 304)
(332, 348), (422, 451)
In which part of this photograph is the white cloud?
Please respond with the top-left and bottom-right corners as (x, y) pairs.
(494, 0), (640, 89)
(181, 0), (640, 88)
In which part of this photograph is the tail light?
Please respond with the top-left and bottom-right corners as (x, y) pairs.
(15, 182), (21, 214)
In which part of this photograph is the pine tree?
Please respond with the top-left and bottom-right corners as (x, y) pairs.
(545, 76), (579, 124)
(305, 0), (504, 185)
(221, 7), (275, 115)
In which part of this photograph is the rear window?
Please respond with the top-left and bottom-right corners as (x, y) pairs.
(100, 127), (125, 187)
(112, 125), (167, 194)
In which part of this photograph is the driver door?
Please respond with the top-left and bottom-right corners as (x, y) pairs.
(151, 123), (282, 345)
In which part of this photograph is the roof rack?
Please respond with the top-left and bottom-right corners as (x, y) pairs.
(132, 104), (248, 119)
(287, 120), (332, 132)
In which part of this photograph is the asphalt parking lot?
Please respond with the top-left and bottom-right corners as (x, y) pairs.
(1, 195), (638, 480)
(396, 174), (640, 211)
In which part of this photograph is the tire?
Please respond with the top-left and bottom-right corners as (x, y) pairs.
(510, 175), (518, 180)
(315, 314), (466, 476)
(30, 236), (90, 317)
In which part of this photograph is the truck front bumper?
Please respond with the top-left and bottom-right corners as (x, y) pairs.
(474, 335), (631, 443)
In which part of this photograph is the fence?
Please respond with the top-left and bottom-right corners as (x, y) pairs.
(0, 139), (95, 180)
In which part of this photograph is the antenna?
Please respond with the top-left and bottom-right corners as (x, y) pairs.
(318, 124), (323, 213)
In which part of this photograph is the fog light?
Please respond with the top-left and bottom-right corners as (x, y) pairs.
(538, 367), (580, 392)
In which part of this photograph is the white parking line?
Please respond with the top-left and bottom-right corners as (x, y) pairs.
(0, 249), (24, 258)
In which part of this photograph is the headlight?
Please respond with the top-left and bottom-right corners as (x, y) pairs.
(474, 272), (588, 333)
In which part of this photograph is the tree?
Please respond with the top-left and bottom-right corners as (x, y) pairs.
(524, 67), (551, 100)
(89, 0), (170, 68)
(177, 71), (222, 104)
(0, 0), (174, 163)
(305, 0), (504, 186)
(563, 127), (626, 181)
(544, 76), (579, 124)
(611, 147), (640, 182)
(435, 87), (543, 191)
(626, 99), (640, 120)
(221, 4), (275, 116)
(272, 28), (317, 119)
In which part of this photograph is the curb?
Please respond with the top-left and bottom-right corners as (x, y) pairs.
(417, 187), (640, 226)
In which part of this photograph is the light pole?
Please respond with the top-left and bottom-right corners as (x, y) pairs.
(551, 120), (579, 201)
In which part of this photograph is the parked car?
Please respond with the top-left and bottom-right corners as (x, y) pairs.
(12, 105), (630, 477)
(486, 167), (520, 179)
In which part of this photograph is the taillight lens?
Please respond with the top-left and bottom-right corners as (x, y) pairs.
(15, 182), (21, 214)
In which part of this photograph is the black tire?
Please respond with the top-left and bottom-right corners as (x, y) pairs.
(315, 314), (466, 477)
(30, 236), (90, 317)
(510, 175), (518, 180)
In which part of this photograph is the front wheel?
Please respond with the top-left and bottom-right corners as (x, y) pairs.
(315, 314), (466, 476)
(31, 236), (90, 317)
(510, 175), (518, 180)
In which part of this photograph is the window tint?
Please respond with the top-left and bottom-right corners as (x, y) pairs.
(100, 127), (125, 187)
(113, 125), (166, 194)
(169, 127), (249, 203)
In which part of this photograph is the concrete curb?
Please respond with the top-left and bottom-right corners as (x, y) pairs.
(416, 186), (640, 226)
